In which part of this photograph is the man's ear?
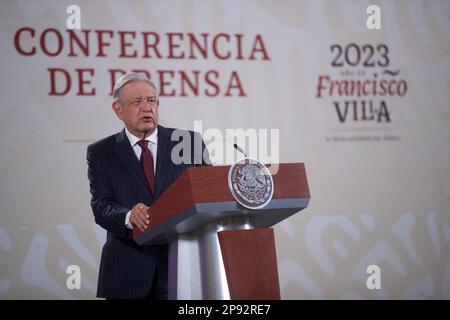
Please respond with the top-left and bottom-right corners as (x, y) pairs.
(112, 101), (123, 120)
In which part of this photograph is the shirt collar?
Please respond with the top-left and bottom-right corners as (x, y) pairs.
(125, 127), (158, 147)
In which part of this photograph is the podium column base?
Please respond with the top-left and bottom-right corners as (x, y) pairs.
(218, 228), (281, 300)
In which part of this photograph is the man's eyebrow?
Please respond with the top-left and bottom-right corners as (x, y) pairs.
(132, 96), (156, 100)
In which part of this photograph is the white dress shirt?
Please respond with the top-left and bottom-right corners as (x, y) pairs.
(124, 127), (158, 229)
(124, 127), (158, 172)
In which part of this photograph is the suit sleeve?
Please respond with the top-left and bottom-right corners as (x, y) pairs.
(86, 144), (131, 239)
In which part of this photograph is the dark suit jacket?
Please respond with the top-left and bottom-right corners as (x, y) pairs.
(86, 125), (210, 299)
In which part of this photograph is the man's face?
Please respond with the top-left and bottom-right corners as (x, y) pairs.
(113, 81), (159, 138)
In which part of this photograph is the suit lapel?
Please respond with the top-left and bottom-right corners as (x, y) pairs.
(113, 129), (152, 199)
(154, 125), (171, 198)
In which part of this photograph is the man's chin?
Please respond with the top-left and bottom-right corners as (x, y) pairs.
(139, 124), (155, 134)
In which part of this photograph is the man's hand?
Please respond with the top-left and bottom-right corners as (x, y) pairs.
(130, 203), (151, 232)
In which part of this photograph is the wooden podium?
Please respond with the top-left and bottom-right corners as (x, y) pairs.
(133, 163), (310, 300)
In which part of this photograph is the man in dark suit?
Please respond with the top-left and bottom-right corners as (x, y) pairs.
(86, 72), (210, 299)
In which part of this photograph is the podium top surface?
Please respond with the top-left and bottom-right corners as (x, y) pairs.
(134, 163), (310, 245)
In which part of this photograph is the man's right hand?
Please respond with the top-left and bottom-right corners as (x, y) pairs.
(130, 203), (151, 232)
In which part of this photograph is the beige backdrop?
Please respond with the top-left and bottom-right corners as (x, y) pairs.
(0, 0), (449, 299)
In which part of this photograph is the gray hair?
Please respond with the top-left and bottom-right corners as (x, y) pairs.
(112, 72), (159, 103)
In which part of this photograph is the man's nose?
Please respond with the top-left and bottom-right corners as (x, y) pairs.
(142, 102), (152, 112)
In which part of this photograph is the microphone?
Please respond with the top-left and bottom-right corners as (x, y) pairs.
(233, 143), (247, 158)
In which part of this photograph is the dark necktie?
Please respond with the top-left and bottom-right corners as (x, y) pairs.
(137, 140), (155, 193)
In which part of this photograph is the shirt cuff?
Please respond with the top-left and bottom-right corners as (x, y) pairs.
(125, 210), (133, 230)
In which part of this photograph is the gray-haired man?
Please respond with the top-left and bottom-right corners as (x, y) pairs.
(87, 72), (210, 299)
